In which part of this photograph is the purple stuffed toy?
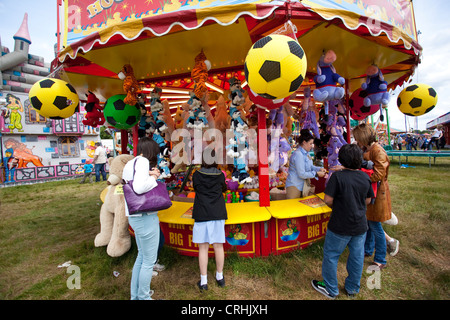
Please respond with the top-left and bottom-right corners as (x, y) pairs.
(268, 106), (291, 173)
(361, 64), (390, 121)
(313, 50), (345, 116)
(325, 108), (347, 185)
(300, 87), (320, 139)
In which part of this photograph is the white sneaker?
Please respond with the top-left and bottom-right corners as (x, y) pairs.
(387, 239), (399, 256)
(384, 212), (398, 225)
(152, 271), (158, 277)
(154, 262), (165, 272)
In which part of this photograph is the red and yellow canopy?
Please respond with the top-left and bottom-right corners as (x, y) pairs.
(54, 0), (421, 107)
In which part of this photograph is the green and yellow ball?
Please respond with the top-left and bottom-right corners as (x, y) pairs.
(397, 84), (438, 116)
(29, 78), (79, 119)
(103, 94), (140, 129)
(244, 34), (307, 100)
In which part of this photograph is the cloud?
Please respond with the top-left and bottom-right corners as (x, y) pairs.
(384, 0), (450, 131)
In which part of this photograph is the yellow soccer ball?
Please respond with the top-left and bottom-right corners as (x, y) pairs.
(29, 78), (79, 119)
(244, 34), (307, 100)
(396, 84), (438, 116)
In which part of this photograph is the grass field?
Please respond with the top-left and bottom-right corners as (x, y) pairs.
(0, 156), (449, 300)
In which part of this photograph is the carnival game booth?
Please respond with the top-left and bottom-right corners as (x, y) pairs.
(53, 0), (421, 257)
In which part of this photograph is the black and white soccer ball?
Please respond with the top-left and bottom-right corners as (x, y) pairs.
(29, 78), (79, 119)
(244, 34), (307, 100)
(397, 84), (438, 116)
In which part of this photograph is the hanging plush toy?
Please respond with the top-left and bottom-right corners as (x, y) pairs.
(137, 93), (152, 138)
(147, 87), (169, 155)
(174, 106), (185, 130)
(326, 136), (341, 183)
(170, 104), (189, 174)
(361, 64), (390, 121)
(186, 93), (208, 129)
(157, 154), (171, 180)
(191, 50), (211, 100)
(268, 106), (292, 173)
(229, 77), (246, 105)
(229, 105), (248, 132)
(313, 50), (345, 116)
(138, 106), (152, 138)
(226, 130), (252, 184)
(326, 100), (347, 145)
(82, 91), (105, 127)
(213, 96), (230, 133)
(118, 64), (140, 106)
(325, 106), (347, 185)
(281, 98), (296, 137)
(228, 77), (248, 132)
(300, 87), (320, 139)
(150, 87), (168, 134)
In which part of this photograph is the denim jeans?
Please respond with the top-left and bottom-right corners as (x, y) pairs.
(95, 163), (107, 182)
(322, 229), (366, 296)
(128, 213), (160, 300)
(365, 220), (387, 265)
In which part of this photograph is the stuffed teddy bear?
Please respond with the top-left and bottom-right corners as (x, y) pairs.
(213, 96), (230, 132)
(174, 106), (185, 129)
(361, 64), (390, 121)
(118, 64), (140, 106)
(170, 130), (188, 174)
(170, 105), (189, 174)
(161, 99), (175, 134)
(94, 154), (135, 257)
(82, 91), (105, 127)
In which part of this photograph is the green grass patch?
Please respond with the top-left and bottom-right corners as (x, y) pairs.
(1, 156), (449, 300)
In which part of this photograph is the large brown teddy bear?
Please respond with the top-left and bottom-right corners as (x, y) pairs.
(95, 154), (134, 257)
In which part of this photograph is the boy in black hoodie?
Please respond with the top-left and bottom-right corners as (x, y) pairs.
(192, 154), (228, 291)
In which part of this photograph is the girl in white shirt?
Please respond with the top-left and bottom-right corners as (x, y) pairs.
(123, 137), (161, 300)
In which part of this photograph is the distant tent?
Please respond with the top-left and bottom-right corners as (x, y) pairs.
(390, 128), (403, 134)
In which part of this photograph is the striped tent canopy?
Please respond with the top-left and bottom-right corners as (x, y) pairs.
(53, 0), (421, 112)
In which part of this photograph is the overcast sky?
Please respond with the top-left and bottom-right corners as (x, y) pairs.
(0, 0), (448, 131)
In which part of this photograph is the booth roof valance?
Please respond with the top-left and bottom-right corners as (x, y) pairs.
(54, 0), (421, 103)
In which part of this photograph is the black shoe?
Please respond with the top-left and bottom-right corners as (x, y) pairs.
(311, 280), (336, 299)
(197, 281), (208, 292)
(216, 277), (225, 288)
(344, 288), (356, 298)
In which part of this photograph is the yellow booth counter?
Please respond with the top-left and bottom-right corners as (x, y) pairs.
(157, 193), (331, 257)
